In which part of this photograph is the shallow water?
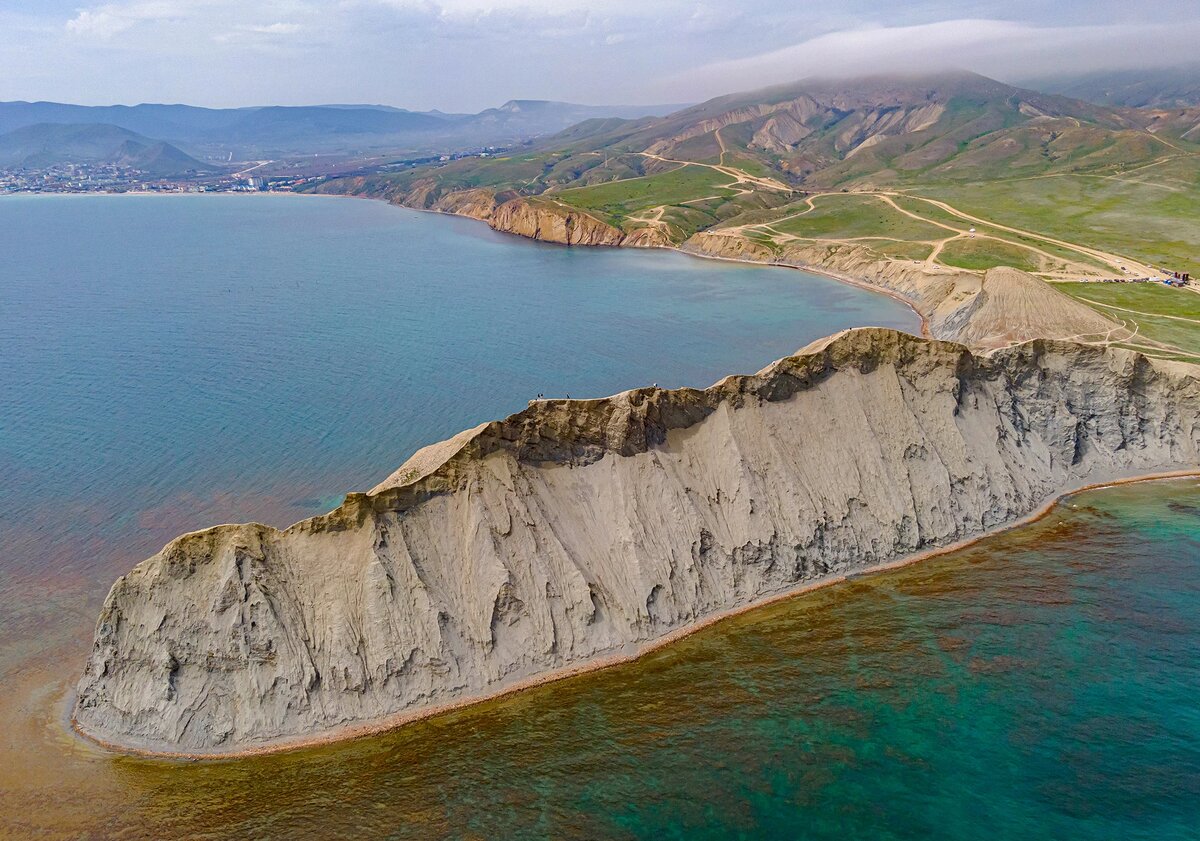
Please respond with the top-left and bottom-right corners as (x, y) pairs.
(4, 481), (1198, 839)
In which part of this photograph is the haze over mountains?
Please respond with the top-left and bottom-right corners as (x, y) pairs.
(1035, 65), (1200, 109)
(0, 99), (689, 163)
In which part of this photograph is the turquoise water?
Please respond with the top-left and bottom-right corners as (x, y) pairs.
(0, 193), (917, 589)
(2, 195), (1197, 839)
(7, 481), (1199, 839)
(117, 481), (1200, 839)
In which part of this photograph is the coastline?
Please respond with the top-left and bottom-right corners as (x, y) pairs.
(72, 468), (1200, 761)
(379, 197), (935, 338)
(4, 189), (934, 337)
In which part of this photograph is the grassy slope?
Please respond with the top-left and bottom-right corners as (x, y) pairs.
(938, 238), (1045, 273)
(556, 165), (736, 217)
(913, 167), (1200, 274)
(764, 195), (946, 240)
(1055, 282), (1200, 359)
(885, 194), (1114, 272)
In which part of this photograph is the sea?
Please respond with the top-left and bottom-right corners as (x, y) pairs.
(0, 194), (1196, 839)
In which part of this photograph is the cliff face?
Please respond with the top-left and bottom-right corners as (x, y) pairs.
(74, 329), (1200, 755)
(488, 198), (625, 246)
(368, 181), (667, 248)
(429, 188), (495, 221)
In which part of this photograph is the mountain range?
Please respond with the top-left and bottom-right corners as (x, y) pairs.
(338, 70), (1199, 200)
(307, 70), (1200, 281)
(1033, 65), (1200, 109)
(532, 71), (1200, 188)
(0, 99), (689, 160)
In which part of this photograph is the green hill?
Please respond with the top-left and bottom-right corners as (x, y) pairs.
(0, 123), (219, 177)
(310, 71), (1200, 279)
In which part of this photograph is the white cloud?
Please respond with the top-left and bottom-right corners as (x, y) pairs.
(10, 3), (1200, 111)
(666, 18), (1200, 98)
(66, 0), (316, 41)
(246, 22), (303, 34)
(363, 0), (657, 13)
(213, 21), (305, 45)
(66, 1), (195, 39)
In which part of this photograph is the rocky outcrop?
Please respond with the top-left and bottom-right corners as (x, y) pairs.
(344, 182), (665, 249)
(488, 198), (625, 246)
(834, 103), (946, 154)
(429, 188), (496, 221)
(74, 329), (1200, 756)
(620, 225), (674, 248)
(752, 111), (813, 153)
(648, 95), (824, 154)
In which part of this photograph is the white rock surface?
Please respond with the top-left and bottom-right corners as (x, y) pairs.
(74, 329), (1200, 754)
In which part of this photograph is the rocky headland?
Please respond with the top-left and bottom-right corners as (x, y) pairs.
(74, 328), (1200, 756)
(324, 179), (671, 248)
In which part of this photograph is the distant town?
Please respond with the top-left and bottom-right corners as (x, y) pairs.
(0, 146), (512, 195)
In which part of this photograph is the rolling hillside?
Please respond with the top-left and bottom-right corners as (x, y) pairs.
(0, 123), (219, 176)
(447, 71), (1192, 188)
(311, 70), (1199, 267)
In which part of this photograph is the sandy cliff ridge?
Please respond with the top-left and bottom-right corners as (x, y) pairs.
(74, 329), (1200, 756)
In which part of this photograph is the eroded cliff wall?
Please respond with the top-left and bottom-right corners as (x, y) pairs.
(74, 330), (1200, 755)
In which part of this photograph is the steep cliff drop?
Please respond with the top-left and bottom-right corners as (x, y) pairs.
(74, 329), (1199, 756)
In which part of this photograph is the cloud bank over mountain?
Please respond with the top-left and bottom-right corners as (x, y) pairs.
(2, 1), (1197, 110)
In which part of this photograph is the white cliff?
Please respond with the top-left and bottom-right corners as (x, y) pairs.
(74, 329), (1199, 755)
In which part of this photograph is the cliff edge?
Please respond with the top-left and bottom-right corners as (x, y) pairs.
(74, 329), (1199, 755)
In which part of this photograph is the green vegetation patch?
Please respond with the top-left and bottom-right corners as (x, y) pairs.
(1056, 281), (1200, 358)
(428, 153), (553, 190)
(889, 193), (1115, 273)
(765, 194), (947, 241)
(915, 168), (1200, 274)
(873, 240), (936, 261)
(722, 153), (777, 180)
(938, 237), (1045, 273)
(556, 165), (738, 218)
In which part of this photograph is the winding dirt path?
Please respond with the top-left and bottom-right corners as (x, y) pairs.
(638, 151), (793, 193)
(885, 192), (1156, 277)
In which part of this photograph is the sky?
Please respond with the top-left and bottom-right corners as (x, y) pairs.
(1, 0), (1198, 111)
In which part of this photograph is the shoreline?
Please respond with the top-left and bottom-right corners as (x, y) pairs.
(4, 189), (933, 336)
(375, 196), (935, 338)
(72, 468), (1200, 761)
